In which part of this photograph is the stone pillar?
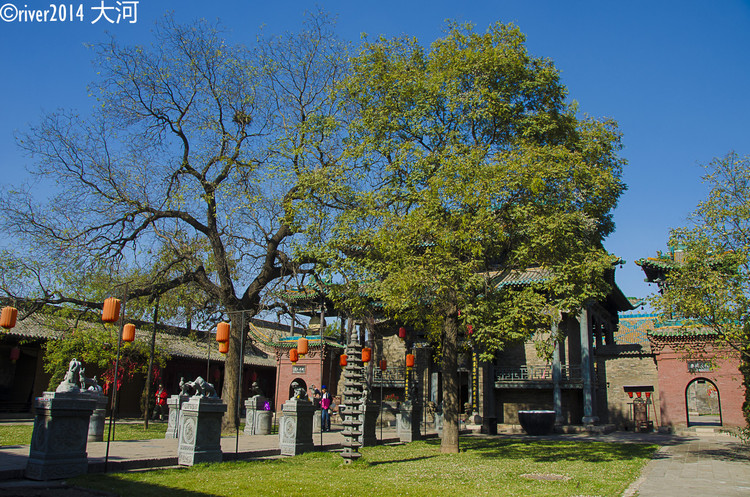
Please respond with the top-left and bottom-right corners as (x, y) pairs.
(360, 402), (379, 447)
(397, 402), (422, 442)
(84, 393), (109, 442)
(552, 320), (563, 426)
(165, 394), (189, 439)
(278, 397), (315, 456)
(434, 404), (444, 437)
(481, 361), (497, 435)
(579, 307), (598, 425)
(244, 396), (272, 436)
(25, 392), (96, 480)
(177, 396), (227, 466)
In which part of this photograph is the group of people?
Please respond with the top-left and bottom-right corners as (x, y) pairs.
(311, 384), (335, 432)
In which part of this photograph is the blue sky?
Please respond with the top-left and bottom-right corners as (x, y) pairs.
(1, 1), (749, 305)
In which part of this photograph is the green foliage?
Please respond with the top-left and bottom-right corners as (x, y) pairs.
(43, 319), (169, 391)
(308, 21), (624, 353)
(651, 152), (750, 427)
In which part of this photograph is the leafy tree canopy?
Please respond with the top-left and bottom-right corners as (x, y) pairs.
(300, 21), (626, 452)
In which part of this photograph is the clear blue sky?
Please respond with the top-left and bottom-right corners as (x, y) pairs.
(1, 0), (749, 305)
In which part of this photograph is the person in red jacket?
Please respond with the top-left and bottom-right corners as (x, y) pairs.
(153, 383), (168, 421)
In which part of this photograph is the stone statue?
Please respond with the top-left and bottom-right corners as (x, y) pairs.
(292, 381), (306, 400)
(179, 376), (218, 398)
(360, 383), (370, 405)
(79, 366), (102, 393)
(249, 381), (264, 397)
(56, 358), (83, 393)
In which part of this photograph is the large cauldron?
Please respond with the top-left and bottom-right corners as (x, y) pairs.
(518, 410), (556, 435)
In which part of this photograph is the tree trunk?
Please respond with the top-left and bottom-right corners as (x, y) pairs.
(441, 308), (460, 453)
(220, 317), (242, 431)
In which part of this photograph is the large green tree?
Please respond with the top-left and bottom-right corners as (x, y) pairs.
(0, 13), (350, 429)
(307, 22), (625, 453)
(652, 152), (750, 427)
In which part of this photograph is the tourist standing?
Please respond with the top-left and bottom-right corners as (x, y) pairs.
(320, 385), (332, 432)
(153, 383), (168, 421)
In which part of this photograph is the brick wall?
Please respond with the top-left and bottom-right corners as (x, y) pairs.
(652, 340), (744, 428)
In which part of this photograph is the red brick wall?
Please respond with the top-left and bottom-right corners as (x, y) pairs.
(653, 342), (744, 428)
(275, 348), (339, 411)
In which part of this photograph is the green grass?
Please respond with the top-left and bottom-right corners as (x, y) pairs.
(0, 421), (168, 446)
(70, 437), (657, 497)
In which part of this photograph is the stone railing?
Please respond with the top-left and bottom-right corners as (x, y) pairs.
(495, 364), (582, 382)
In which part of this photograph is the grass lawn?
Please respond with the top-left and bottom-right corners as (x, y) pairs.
(70, 437), (657, 497)
(0, 421), (169, 446)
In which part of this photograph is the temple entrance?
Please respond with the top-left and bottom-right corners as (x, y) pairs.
(686, 378), (722, 426)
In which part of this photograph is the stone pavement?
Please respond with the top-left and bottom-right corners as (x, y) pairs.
(1, 423), (748, 496)
(622, 430), (750, 497)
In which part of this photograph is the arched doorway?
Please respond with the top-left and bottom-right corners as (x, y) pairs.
(288, 378), (308, 400)
(685, 378), (722, 426)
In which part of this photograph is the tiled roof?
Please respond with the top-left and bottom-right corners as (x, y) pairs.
(635, 257), (677, 271)
(0, 314), (277, 367)
(492, 267), (553, 288)
(616, 314), (656, 346)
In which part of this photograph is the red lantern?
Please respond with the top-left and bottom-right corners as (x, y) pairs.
(289, 349), (299, 363)
(9, 346), (20, 363)
(398, 327), (406, 339)
(219, 341), (229, 354)
(297, 337), (309, 356)
(636, 391), (642, 398)
(406, 353), (415, 369)
(467, 324), (473, 336)
(102, 298), (121, 323)
(645, 392), (651, 399)
(1, 306), (18, 329)
(216, 322), (230, 343)
(362, 347), (372, 363)
(340, 354), (347, 367)
(122, 323), (135, 342)
(379, 359), (387, 371)
(627, 391), (633, 398)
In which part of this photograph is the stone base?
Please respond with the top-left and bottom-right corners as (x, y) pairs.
(166, 394), (190, 439)
(279, 398), (315, 456)
(84, 393), (108, 442)
(244, 396), (272, 436)
(177, 396), (227, 466)
(25, 392), (96, 481)
(397, 403), (422, 443)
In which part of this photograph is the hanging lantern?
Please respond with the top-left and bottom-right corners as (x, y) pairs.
(627, 391), (633, 398)
(339, 354), (347, 367)
(289, 349), (299, 363)
(467, 324), (473, 336)
(636, 391), (642, 398)
(379, 359), (387, 372)
(101, 298), (121, 323)
(362, 347), (372, 363)
(0, 306), (18, 329)
(297, 336), (309, 356)
(122, 323), (135, 342)
(645, 392), (652, 399)
(219, 341), (229, 354)
(406, 353), (415, 369)
(398, 327), (406, 339)
(9, 346), (20, 363)
(216, 322), (230, 343)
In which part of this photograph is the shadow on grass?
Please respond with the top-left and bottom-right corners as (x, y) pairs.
(73, 473), (215, 497)
(367, 455), (439, 466)
(423, 437), (657, 463)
